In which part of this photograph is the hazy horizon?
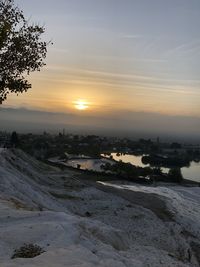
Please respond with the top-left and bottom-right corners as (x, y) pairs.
(1, 107), (199, 143)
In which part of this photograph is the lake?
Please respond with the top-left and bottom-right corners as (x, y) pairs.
(102, 153), (200, 182)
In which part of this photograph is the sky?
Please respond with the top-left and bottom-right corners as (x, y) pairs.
(1, 0), (200, 139)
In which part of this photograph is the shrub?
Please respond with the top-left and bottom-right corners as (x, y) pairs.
(11, 244), (45, 259)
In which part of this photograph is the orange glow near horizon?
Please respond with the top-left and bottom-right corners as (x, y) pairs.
(74, 99), (89, 110)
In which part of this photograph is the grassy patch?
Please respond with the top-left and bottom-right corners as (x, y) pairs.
(11, 244), (45, 259)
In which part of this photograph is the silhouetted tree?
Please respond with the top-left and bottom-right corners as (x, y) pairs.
(153, 167), (162, 175)
(0, 0), (49, 103)
(168, 168), (183, 183)
(10, 131), (18, 147)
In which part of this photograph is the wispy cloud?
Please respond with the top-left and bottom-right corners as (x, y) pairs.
(45, 65), (200, 85)
(164, 39), (200, 57)
(121, 34), (143, 39)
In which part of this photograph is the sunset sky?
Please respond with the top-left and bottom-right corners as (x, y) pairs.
(1, 0), (200, 139)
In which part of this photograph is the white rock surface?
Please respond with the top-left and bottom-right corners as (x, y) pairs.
(0, 149), (200, 266)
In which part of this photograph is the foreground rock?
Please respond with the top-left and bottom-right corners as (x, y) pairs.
(0, 149), (200, 266)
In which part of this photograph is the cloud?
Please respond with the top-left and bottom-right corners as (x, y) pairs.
(40, 65), (200, 93)
(164, 39), (200, 57)
(121, 34), (143, 39)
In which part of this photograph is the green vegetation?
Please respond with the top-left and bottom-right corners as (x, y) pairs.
(101, 160), (163, 181)
(11, 244), (45, 259)
(0, 0), (48, 103)
(101, 161), (184, 184)
(168, 168), (183, 183)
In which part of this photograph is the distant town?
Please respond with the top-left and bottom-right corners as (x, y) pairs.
(1, 131), (199, 185)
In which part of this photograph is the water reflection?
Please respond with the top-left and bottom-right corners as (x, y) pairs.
(103, 153), (200, 182)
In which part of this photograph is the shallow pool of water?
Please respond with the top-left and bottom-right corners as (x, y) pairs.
(64, 158), (114, 172)
(102, 153), (200, 182)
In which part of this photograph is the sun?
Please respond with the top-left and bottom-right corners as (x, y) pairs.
(74, 100), (89, 110)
